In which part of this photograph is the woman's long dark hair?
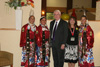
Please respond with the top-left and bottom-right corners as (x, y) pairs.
(68, 16), (78, 28)
(80, 15), (88, 58)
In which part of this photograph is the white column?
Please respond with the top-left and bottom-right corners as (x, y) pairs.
(96, 1), (100, 20)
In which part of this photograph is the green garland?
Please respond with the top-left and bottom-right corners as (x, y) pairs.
(5, 0), (27, 9)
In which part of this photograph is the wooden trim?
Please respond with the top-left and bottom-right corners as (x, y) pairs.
(0, 28), (16, 30)
(47, 7), (67, 13)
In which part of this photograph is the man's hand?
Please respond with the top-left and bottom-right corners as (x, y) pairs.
(61, 44), (65, 50)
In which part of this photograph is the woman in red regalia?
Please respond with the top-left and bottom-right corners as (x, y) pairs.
(78, 15), (94, 67)
(36, 16), (50, 67)
(20, 15), (38, 67)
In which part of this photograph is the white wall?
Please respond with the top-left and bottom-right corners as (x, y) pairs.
(0, 0), (15, 28)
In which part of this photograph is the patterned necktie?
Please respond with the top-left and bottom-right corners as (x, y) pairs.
(53, 22), (57, 41)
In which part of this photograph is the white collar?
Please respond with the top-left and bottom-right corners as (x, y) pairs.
(41, 24), (48, 31)
(40, 24), (46, 27)
(28, 23), (35, 27)
(54, 19), (60, 26)
(55, 19), (60, 23)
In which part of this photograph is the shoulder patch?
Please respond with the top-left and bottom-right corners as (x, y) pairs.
(22, 28), (25, 32)
(79, 33), (82, 36)
(84, 28), (87, 31)
(76, 27), (78, 30)
(36, 30), (38, 34)
(90, 31), (92, 36)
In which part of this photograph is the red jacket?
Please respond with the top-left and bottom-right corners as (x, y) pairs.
(36, 25), (50, 47)
(20, 24), (38, 47)
(86, 25), (94, 48)
(80, 25), (94, 49)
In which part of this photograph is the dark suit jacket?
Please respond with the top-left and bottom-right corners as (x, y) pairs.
(50, 19), (68, 48)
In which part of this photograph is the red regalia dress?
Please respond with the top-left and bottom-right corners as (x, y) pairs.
(78, 24), (94, 67)
(20, 23), (38, 67)
(35, 24), (50, 67)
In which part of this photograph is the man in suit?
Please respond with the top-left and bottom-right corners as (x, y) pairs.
(50, 10), (68, 67)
